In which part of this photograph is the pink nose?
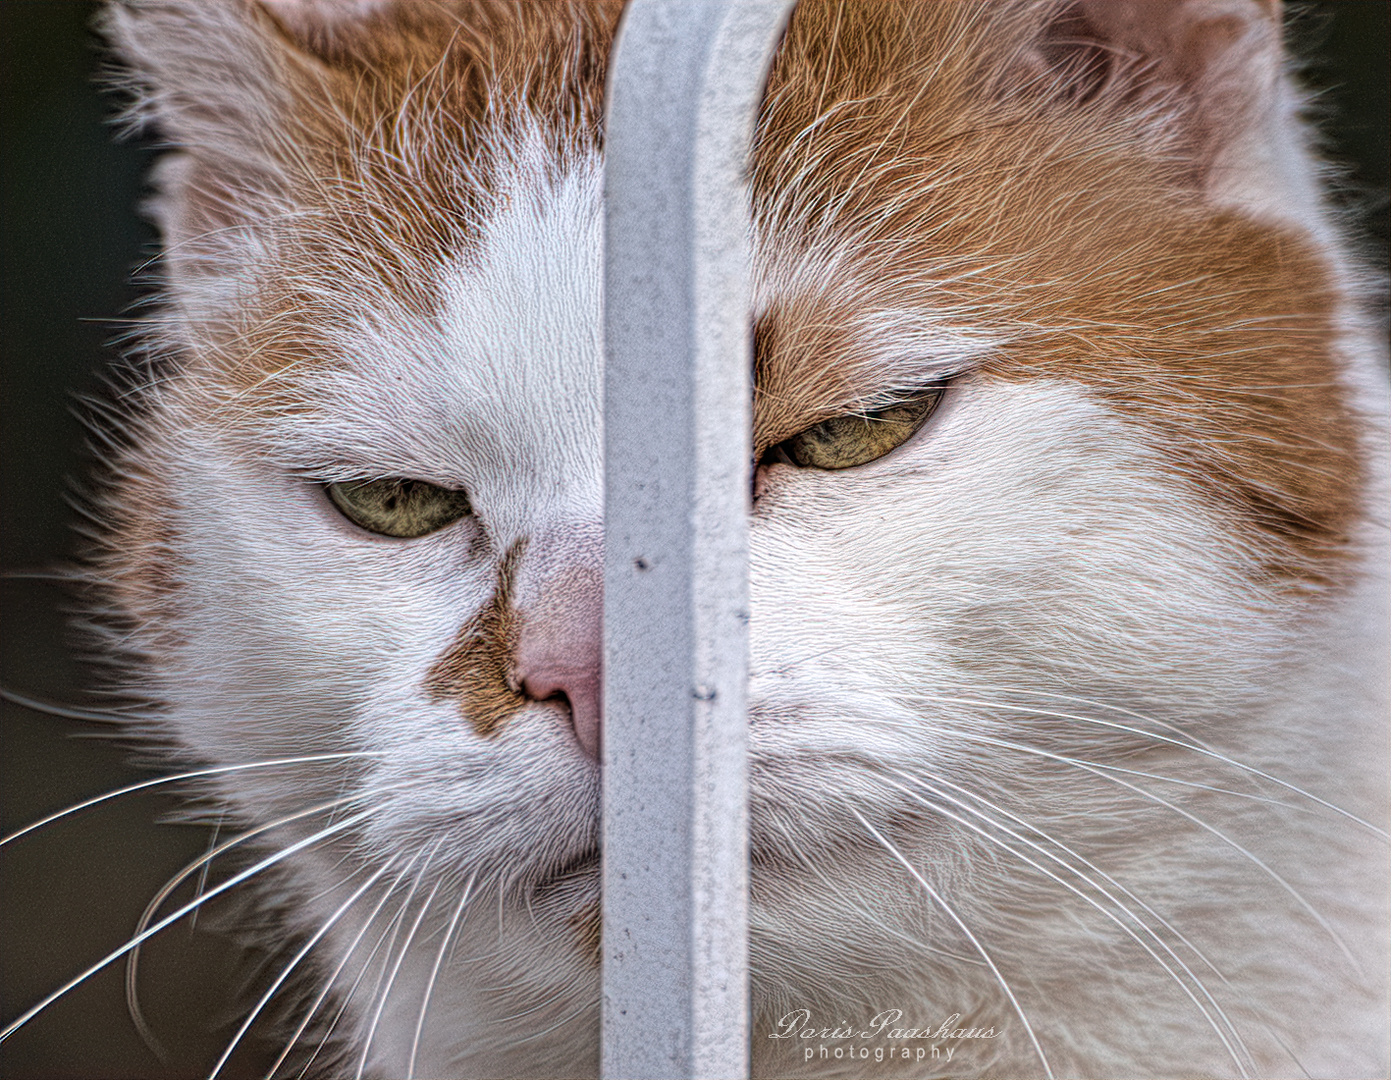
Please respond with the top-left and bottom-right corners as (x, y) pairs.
(514, 546), (603, 758)
(520, 659), (601, 758)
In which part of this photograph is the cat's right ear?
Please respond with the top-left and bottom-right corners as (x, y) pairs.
(1024, 0), (1312, 223)
(99, 0), (365, 341)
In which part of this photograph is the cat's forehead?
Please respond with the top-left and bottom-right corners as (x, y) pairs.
(232, 145), (606, 514)
(163, 0), (1358, 577)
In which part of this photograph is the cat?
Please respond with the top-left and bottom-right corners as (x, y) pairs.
(2, 0), (1387, 1077)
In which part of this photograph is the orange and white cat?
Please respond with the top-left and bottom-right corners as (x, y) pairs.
(11, 0), (1388, 1076)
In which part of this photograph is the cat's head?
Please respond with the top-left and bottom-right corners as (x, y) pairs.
(90, 0), (1385, 1074)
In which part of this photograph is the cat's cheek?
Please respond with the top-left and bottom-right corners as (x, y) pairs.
(743, 379), (1283, 874)
(147, 446), (483, 737)
(755, 378), (1277, 656)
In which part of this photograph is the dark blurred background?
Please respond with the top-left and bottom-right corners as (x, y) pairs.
(2, 2), (279, 1077)
(1, 2), (1386, 1078)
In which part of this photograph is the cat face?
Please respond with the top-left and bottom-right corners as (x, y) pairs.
(7, 1), (1386, 1077)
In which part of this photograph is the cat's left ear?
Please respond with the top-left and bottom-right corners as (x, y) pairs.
(1035, 0), (1316, 221)
(99, 0), (408, 346)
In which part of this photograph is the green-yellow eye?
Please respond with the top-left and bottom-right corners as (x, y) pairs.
(325, 478), (471, 538)
(775, 386), (946, 470)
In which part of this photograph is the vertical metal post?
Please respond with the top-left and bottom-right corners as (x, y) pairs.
(601, 2), (796, 1078)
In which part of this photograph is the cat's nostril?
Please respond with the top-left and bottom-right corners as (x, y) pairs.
(521, 667), (601, 759)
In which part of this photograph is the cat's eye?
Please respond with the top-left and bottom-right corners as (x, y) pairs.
(325, 478), (472, 538)
(771, 385), (947, 470)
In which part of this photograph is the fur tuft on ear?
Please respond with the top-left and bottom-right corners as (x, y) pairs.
(99, 0), (354, 342)
(1036, 0), (1320, 223)
(100, 0), (622, 350)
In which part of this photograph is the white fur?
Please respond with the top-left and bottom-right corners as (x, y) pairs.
(114, 136), (1389, 1077)
(42, 3), (1389, 1076)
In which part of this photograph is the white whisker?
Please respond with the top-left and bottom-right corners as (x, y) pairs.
(1, 752), (379, 848)
(877, 768), (1254, 1075)
(187, 811), (224, 934)
(293, 890), (422, 1080)
(354, 846), (444, 1080)
(126, 813), (226, 1064)
(269, 849), (435, 1080)
(762, 809), (983, 966)
(848, 805), (1055, 1079)
(0, 684), (139, 726)
(956, 729), (1364, 974)
(208, 858), (398, 1080)
(918, 694), (1388, 839)
(407, 872), (477, 1080)
(0, 804), (384, 1044)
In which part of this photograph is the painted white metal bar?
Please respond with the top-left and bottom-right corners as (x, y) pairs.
(601, 2), (796, 1077)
